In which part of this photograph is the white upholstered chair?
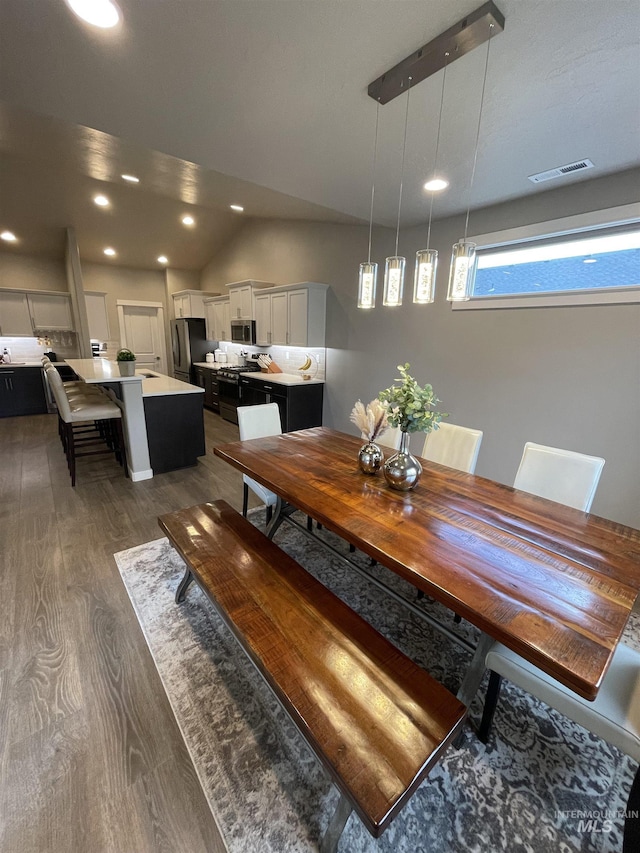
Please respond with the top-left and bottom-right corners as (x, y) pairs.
(477, 444), (640, 846)
(479, 641), (639, 850)
(421, 422), (483, 474)
(512, 441), (604, 511)
(237, 403), (282, 523)
(481, 441), (606, 731)
(379, 426), (403, 450)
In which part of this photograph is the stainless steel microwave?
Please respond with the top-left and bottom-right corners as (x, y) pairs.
(230, 319), (256, 344)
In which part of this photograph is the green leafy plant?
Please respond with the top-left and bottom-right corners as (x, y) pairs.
(116, 348), (136, 362)
(378, 363), (446, 434)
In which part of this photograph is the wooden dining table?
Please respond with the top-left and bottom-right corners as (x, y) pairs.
(214, 427), (640, 706)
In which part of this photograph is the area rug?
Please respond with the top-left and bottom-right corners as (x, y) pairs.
(114, 512), (639, 853)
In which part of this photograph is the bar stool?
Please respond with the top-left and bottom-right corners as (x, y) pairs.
(45, 367), (127, 486)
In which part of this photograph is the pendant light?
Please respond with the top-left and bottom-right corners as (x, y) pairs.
(447, 23), (494, 302)
(357, 103), (380, 309)
(383, 80), (412, 307)
(413, 57), (449, 304)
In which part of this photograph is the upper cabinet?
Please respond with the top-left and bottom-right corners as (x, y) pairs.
(255, 283), (328, 347)
(172, 290), (218, 319)
(0, 291), (33, 336)
(227, 280), (275, 321)
(29, 292), (74, 331)
(204, 296), (231, 342)
(0, 290), (74, 335)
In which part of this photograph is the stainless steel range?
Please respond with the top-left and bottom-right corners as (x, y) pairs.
(217, 364), (262, 424)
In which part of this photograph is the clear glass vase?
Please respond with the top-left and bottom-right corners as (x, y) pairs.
(383, 431), (422, 491)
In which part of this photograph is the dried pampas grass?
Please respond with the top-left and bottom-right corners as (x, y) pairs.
(350, 398), (389, 442)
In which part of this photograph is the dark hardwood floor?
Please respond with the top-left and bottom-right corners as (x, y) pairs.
(0, 408), (260, 853)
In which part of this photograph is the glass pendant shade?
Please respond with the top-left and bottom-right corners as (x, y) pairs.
(413, 249), (438, 304)
(447, 240), (478, 301)
(357, 262), (378, 309)
(383, 256), (405, 306)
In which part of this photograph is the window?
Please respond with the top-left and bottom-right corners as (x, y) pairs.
(453, 204), (640, 310)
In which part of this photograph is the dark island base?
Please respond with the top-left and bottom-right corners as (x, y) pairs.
(143, 394), (206, 474)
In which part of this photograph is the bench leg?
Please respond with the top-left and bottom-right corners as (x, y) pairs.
(319, 793), (352, 853)
(175, 567), (194, 604)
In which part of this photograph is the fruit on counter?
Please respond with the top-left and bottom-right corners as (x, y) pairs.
(298, 355), (312, 372)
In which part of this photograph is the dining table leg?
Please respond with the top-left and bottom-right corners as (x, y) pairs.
(266, 496), (290, 540)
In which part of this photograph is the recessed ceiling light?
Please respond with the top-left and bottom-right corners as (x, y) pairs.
(423, 178), (449, 192)
(103, 247), (116, 257)
(157, 256), (169, 264)
(94, 194), (110, 207)
(1, 230), (17, 242)
(181, 215), (195, 226)
(65, 0), (121, 29)
(121, 174), (140, 183)
(230, 204), (244, 213)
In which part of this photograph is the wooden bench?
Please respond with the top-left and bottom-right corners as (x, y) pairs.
(158, 500), (467, 852)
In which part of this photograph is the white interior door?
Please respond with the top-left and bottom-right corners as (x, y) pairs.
(119, 304), (167, 373)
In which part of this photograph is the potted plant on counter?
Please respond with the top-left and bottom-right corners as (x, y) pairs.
(116, 348), (137, 376)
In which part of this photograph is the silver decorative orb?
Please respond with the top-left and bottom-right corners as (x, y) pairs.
(358, 442), (383, 475)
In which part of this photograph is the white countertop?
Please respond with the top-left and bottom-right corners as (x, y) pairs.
(193, 362), (323, 386)
(65, 359), (203, 397)
(193, 361), (222, 371)
(66, 358), (143, 383)
(252, 372), (324, 386)
(0, 360), (45, 367)
(137, 369), (203, 398)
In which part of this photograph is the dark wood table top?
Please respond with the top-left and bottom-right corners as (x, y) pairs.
(214, 427), (640, 700)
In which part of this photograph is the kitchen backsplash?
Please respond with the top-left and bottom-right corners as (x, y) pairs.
(0, 333), (80, 363)
(213, 343), (326, 380)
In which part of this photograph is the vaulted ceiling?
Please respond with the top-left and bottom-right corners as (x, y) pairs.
(1, 0), (638, 269)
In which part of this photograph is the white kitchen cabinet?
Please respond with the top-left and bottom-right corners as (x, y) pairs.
(255, 290), (288, 345)
(0, 290), (74, 335)
(227, 280), (275, 321)
(254, 292), (271, 346)
(254, 283), (327, 347)
(229, 284), (252, 320)
(0, 291), (33, 336)
(28, 293), (74, 331)
(204, 296), (230, 341)
(287, 288), (309, 346)
(85, 292), (110, 340)
(173, 290), (218, 319)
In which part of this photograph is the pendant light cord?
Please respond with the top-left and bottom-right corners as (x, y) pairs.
(463, 24), (493, 241)
(394, 78), (412, 257)
(367, 102), (380, 264)
(426, 58), (448, 250)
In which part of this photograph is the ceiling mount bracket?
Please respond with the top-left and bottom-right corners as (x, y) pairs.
(367, 1), (504, 104)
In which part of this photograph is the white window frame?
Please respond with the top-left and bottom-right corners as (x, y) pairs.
(452, 203), (640, 310)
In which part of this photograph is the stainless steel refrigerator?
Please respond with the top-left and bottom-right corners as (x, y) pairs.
(171, 318), (210, 383)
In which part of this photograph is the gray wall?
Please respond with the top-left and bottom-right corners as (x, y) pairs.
(199, 169), (640, 528)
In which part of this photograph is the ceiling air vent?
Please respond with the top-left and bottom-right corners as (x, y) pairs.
(528, 159), (595, 184)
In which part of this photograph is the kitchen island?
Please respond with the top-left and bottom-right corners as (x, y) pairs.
(65, 359), (205, 480)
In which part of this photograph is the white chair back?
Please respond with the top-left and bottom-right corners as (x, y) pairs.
(379, 426), (403, 450)
(237, 403), (282, 441)
(44, 366), (73, 421)
(514, 441), (604, 511)
(421, 422), (483, 474)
